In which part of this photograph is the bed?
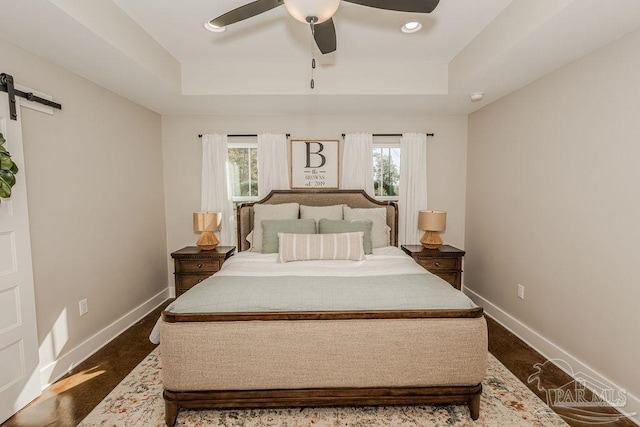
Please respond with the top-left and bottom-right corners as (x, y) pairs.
(154, 190), (487, 426)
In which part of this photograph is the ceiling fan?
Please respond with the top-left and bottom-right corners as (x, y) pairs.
(210, 0), (440, 54)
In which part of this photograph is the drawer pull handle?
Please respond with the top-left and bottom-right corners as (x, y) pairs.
(435, 262), (441, 267)
(197, 263), (203, 269)
(197, 278), (203, 283)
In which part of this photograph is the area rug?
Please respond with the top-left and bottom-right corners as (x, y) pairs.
(79, 349), (568, 427)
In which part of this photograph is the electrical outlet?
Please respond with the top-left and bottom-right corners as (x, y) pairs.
(517, 284), (525, 300)
(79, 298), (88, 316)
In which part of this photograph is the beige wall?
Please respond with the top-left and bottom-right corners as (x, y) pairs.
(0, 38), (168, 377)
(466, 29), (640, 403)
(161, 113), (468, 275)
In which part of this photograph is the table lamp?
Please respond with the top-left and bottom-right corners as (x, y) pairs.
(418, 210), (446, 249)
(193, 212), (221, 250)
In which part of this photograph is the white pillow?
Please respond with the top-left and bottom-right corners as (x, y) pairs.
(277, 232), (365, 263)
(299, 204), (344, 230)
(252, 203), (299, 252)
(343, 206), (388, 248)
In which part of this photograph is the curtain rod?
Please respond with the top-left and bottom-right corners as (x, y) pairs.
(341, 133), (434, 138)
(197, 133), (433, 138)
(198, 133), (290, 138)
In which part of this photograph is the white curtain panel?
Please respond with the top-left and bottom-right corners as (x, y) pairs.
(399, 132), (428, 245)
(341, 132), (374, 195)
(258, 133), (289, 198)
(201, 134), (235, 245)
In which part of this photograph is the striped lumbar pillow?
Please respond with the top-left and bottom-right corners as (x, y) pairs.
(318, 219), (373, 254)
(277, 232), (365, 263)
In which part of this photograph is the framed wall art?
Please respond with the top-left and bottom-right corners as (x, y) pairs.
(290, 139), (340, 189)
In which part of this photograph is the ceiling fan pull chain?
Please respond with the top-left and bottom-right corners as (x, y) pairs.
(309, 16), (317, 90)
(310, 51), (315, 89)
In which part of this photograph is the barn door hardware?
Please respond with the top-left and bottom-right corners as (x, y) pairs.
(0, 73), (62, 120)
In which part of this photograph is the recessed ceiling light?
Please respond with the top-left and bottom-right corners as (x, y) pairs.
(401, 21), (422, 33)
(204, 21), (226, 33)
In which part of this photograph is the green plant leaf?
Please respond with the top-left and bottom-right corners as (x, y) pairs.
(0, 133), (17, 199)
(1, 154), (15, 170)
(0, 154), (15, 170)
(0, 179), (11, 198)
(0, 170), (15, 187)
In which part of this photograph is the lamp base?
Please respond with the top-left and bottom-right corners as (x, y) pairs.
(420, 231), (443, 249)
(196, 231), (219, 250)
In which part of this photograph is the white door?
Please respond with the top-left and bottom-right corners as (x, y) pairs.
(0, 92), (41, 423)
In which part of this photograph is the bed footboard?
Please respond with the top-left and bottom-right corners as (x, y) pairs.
(159, 310), (487, 426)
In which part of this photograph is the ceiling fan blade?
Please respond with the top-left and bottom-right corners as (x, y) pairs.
(211, 0), (283, 27)
(313, 18), (337, 54)
(343, 0), (439, 13)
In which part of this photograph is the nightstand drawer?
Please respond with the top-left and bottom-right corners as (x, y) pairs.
(401, 245), (465, 290)
(176, 274), (211, 293)
(171, 246), (236, 297)
(176, 259), (221, 274)
(431, 271), (459, 285)
(416, 257), (458, 271)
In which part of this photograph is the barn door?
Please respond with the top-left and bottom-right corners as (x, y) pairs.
(0, 92), (41, 423)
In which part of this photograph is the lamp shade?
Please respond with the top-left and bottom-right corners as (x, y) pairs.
(193, 212), (221, 232)
(418, 210), (446, 232)
(283, 0), (340, 23)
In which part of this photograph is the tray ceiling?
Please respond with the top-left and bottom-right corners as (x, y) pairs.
(0, 0), (639, 115)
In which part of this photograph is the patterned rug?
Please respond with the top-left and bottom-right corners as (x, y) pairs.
(79, 349), (568, 427)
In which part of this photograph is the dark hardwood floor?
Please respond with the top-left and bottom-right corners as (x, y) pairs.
(2, 302), (635, 426)
(2, 302), (170, 427)
(486, 317), (636, 427)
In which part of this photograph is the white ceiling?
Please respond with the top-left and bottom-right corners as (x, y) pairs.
(113, 0), (512, 63)
(1, 0), (640, 116)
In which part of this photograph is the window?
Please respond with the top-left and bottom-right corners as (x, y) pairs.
(372, 137), (401, 200)
(227, 139), (259, 207)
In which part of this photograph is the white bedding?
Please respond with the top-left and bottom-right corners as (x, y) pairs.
(216, 246), (426, 277)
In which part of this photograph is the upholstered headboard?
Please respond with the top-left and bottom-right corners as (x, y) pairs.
(236, 190), (398, 252)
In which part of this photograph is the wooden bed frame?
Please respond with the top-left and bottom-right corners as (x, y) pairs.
(160, 190), (487, 426)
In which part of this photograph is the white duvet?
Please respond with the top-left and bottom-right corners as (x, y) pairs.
(216, 246), (427, 277)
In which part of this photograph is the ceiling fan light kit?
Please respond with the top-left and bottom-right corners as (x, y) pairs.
(210, 0), (439, 53)
(209, 0), (439, 87)
(283, 0), (341, 24)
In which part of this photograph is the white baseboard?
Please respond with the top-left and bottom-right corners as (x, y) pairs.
(463, 287), (640, 426)
(39, 287), (171, 389)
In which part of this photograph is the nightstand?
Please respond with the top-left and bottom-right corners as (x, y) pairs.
(170, 246), (235, 297)
(401, 244), (465, 290)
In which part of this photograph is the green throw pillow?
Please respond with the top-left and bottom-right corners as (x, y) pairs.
(261, 219), (316, 254)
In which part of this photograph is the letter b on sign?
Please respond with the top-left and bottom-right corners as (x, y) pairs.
(305, 142), (326, 168)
